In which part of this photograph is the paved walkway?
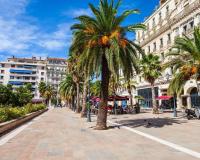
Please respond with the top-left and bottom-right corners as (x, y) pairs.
(0, 108), (200, 160)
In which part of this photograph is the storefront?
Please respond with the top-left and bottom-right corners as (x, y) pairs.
(137, 87), (158, 108)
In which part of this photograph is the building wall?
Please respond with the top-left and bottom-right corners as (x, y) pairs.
(134, 0), (200, 108)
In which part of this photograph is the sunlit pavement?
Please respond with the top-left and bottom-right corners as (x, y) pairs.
(0, 108), (200, 160)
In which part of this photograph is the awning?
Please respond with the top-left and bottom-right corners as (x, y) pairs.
(108, 95), (129, 101)
(156, 96), (172, 100)
(9, 81), (23, 85)
(10, 69), (32, 74)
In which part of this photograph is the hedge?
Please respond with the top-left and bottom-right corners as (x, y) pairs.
(0, 104), (46, 123)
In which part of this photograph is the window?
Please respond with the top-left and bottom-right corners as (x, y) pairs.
(166, 6), (169, 15)
(25, 77), (30, 80)
(159, 12), (162, 21)
(0, 64), (5, 67)
(41, 72), (44, 75)
(183, 25), (187, 33)
(41, 66), (45, 70)
(10, 76), (14, 79)
(0, 70), (4, 74)
(11, 64), (15, 68)
(189, 21), (194, 29)
(148, 46), (151, 53)
(153, 42), (156, 51)
(160, 38), (163, 48)
(167, 33), (171, 43)
(0, 76), (4, 79)
(32, 77), (36, 80)
(152, 18), (155, 27)
(41, 78), (44, 81)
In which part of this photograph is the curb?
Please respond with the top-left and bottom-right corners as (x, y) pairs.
(0, 108), (48, 137)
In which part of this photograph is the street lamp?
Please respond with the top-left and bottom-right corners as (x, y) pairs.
(166, 73), (177, 117)
(87, 78), (91, 122)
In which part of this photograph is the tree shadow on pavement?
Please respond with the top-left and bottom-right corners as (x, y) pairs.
(112, 118), (187, 129)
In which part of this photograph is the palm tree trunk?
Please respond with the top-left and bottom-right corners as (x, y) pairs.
(151, 84), (158, 114)
(72, 95), (75, 111)
(76, 83), (80, 113)
(96, 54), (110, 130)
(81, 80), (87, 117)
(128, 85), (133, 107)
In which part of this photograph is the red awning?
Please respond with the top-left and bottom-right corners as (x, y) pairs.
(108, 95), (129, 101)
(156, 96), (172, 100)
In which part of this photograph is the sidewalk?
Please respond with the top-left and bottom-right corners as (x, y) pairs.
(0, 108), (199, 160)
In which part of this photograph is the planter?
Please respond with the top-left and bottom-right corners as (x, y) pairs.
(0, 109), (48, 137)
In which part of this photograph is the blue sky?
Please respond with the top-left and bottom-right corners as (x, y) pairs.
(0, 0), (159, 61)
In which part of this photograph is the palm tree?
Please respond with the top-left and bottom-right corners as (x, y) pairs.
(44, 85), (54, 107)
(140, 54), (162, 113)
(163, 27), (200, 96)
(91, 80), (101, 97)
(122, 79), (136, 107)
(38, 82), (46, 98)
(70, 0), (145, 130)
(59, 74), (77, 110)
(67, 55), (83, 113)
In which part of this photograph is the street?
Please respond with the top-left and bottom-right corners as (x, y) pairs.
(0, 108), (200, 160)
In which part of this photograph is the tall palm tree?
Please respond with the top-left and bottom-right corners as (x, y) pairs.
(140, 54), (162, 113)
(163, 27), (200, 95)
(67, 54), (83, 113)
(70, 0), (145, 130)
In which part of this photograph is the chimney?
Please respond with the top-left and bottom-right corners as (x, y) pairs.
(160, 0), (167, 5)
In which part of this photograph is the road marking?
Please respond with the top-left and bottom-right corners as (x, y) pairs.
(108, 120), (200, 159)
(0, 112), (47, 146)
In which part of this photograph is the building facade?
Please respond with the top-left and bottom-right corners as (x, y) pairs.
(0, 56), (67, 100)
(0, 56), (46, 99)
(46, 58), (67, 93)
(134, 0), (200, 108)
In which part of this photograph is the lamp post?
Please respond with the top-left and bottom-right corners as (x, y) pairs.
(87, 78), (91, 122)
(173, 93), (177, 117)
(166, 73), (177, 117)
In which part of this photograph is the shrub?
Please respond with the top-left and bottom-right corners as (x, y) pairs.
(0, 108), (8, 123)
(0, 104), (47, 123)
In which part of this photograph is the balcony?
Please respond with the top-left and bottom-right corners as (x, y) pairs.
(140, 0), (200, 47)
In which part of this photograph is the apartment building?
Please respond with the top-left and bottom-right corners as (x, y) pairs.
(0, 56), (67, 100)
(46, 58), (67, 93)
(134, 0), (200, 108)
(0, 56), (46, 99)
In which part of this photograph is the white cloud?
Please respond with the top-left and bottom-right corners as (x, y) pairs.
(0, 0), (28, 17)
(63, 8), (92, 17)
(38, 23), (72, 50)
(0, 0), (72, 59)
